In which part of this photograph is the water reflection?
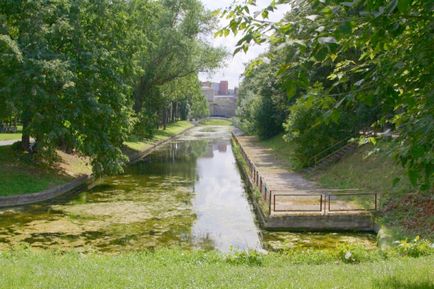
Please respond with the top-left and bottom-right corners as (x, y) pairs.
(0, 131), (261, 252)
(0, 126), (375, 253)
(192, 141), (261, 251)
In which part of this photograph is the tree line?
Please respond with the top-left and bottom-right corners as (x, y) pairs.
(220, 0), (433, 190)
(0, 0), (225, 175)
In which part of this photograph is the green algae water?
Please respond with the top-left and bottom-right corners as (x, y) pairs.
(0, 126), (375, 253)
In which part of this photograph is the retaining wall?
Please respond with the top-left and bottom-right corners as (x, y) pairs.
(231, 132), (376, 232)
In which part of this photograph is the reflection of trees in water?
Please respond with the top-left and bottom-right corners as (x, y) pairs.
(127, 140), (210, 179)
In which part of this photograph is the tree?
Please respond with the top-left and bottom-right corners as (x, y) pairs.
(220, 0), (433, 189)
(133, 0), (226, 135)
(0, 0), (144, 175)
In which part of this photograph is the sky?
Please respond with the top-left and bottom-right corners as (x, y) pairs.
(199, 0), (289, 89)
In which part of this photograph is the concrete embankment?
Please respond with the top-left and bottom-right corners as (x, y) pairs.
(232, 131), (376, 232)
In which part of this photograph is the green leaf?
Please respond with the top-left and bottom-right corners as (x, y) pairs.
(408, 169), (419, 186)
(284, 79), (297, 99)
(398, 0), (412, 12)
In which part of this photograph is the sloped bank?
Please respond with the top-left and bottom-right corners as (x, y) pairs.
(0, 123), (196, 208)
(231, 131), (376, 232)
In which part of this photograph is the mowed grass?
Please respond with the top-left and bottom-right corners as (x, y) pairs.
(0, 250), (432, 289)
(200, 118), (233, 126)
(124, 120), (193, 152)
(0, 125), (23, 141)
(0, 132), (21, 141)
(0, 146), (72, 196)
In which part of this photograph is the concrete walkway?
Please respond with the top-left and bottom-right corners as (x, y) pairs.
(237, 135), (317, 193)
(235, 134), (376, 215)
(234, 133), (376, 231)
(0, 140), (18, 146)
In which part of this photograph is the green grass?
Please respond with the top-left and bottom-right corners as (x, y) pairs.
(0, 125), (23, 141)
(258, 133), (295, 171)
(0, 249), (432, 289)
(309, 144), (412, 194)
(124, 120), (193, 152)
(0, 132), (21, 141)
(200, 118), (233, 126)
(0, 146), (71, 196)
(246, 134), (433, 240)
(309, 143), (433, 240)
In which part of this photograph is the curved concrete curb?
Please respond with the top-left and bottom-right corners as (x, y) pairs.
(0, 175), (92, 208)
(128, 124), (197, 164)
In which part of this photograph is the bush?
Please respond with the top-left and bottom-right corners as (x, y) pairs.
(393, 236), (434, 257)
(336, 244), (372, 264)
(225, 250), (264, 266)
(283, 86), (361, 168)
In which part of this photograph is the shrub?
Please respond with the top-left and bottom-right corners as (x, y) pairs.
(393, 236), (434, 257)
(336, 244), (376, 264)
(225, 250), (264, 266)
(283, 86), (361, 168)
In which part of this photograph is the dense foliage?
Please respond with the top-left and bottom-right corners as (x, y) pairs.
(235, 57), (288, 138)
(221, 0), (433, 189)
(0, 0), (224, 175)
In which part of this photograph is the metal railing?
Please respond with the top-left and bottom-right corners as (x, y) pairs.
(232, 133), (378, 217)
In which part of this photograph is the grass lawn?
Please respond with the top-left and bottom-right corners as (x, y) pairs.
(124, 120), (193, 152)
(0, 249), (432, 289)
(0, 132), (22, 141)
(200, 118), (233, 126)
(309, 144), (412, 194)
(0, 125), (22, 141)
(0, 145), (91, 197)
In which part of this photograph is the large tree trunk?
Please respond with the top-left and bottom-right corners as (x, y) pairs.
(21, 110), (31, 151)
(134, 77), (147, 114)
(162, 109), (167, 130)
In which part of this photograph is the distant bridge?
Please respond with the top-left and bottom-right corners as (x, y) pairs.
(208, 95), (237, 118)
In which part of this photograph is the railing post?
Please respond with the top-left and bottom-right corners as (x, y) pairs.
(268, 190), (272, 216)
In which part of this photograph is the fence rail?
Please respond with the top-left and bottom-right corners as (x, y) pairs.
(232, 133), (378, 216)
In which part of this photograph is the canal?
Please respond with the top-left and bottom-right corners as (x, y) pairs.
(0, 125), (375, 252)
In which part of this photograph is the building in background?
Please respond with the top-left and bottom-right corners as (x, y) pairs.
(201, 80), (237, 118)
(218, 81), (228, 95)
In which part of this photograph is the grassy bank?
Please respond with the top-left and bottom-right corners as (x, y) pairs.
(200, 118), (233, 126)
(0, 145), (90, 197)
(310, 143), (433, 240)
(246, 133), (433, 240)
(0, 121), (192, 197)
(124, 120), (193, 152)
(0, 249), (432, 289)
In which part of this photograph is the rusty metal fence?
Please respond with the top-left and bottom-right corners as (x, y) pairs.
(232, 134), (378, 216)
